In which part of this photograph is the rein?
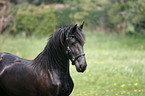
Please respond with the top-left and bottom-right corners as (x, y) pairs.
(66, 31), (85, 65)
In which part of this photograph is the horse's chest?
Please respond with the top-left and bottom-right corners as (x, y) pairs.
(39, 75), (74, 96)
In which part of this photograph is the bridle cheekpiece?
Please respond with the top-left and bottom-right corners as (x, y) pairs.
(66, 30), (85, 65)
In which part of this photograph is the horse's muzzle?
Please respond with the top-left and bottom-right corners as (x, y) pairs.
(75, 61), (87, 72)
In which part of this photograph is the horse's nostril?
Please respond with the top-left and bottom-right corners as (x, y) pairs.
(79, 64), (82, 69)
(80, 64), (86, 69)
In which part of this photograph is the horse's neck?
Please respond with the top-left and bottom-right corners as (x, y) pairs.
(48, 59), (70, 83)
(32, 43), (70, 75)
(43, 45), (73, 89)
(32, 32), (74, 95)
(38, 49), (73, 92)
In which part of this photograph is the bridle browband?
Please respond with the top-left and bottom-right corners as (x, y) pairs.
(66, 31), (85, 65)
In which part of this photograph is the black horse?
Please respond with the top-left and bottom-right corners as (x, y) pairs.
(0, 23), (87, 96)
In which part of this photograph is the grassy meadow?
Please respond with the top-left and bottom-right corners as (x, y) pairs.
(0, 31), (145, 96)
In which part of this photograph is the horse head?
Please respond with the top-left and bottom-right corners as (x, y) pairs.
(66, 22), (87, 72)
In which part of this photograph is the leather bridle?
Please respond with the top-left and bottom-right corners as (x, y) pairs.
(66, 31), (85, 65)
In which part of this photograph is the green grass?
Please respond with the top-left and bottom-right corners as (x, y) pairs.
(0, 32), (145, 96)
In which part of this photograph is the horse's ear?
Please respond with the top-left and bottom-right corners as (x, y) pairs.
(71, 24), (77, 33)
(80, 22), (84, 29)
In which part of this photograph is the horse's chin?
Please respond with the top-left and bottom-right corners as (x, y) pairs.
(76, 67), (86, 72)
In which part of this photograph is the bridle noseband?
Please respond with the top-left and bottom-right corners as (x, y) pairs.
(66, 31), (85, 65)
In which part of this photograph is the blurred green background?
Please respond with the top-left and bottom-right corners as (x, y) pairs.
(1, 0), (145, 36)
(0, 0), (145, 96)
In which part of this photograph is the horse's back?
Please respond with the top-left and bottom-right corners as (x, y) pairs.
(0, 52), (31, 77)
(0, 52), (30, 69)
(0, 52), (37, 96)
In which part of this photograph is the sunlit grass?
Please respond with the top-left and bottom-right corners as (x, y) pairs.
(0, 31), (145, 96)
(71, 32), (145, 96)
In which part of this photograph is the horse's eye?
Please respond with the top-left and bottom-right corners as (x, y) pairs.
(71, 42), (76, 46)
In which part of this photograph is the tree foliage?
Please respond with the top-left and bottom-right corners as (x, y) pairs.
(1, 0), (145, 36)
(10, 0), (64, 5)
(13, 5), (57, 36)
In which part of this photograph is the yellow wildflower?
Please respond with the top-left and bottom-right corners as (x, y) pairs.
(128, 84), (131, 86)
(76, 94), (80, 96)
(83, 91), (86, 93)
(88, 74), (92, 76)
(114, 83), (117, 86)
(106, 90), (109, 92)
(121, 84), (125, 87)
(86, 69), (89, 72)
(90, 91), (93, 94)
(134, 83), (138, 86)
(92, 88), (95, 90)
(141, 45), (144, 49)
(134, 89), (137, 92)
(121, 91), (125, 94)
